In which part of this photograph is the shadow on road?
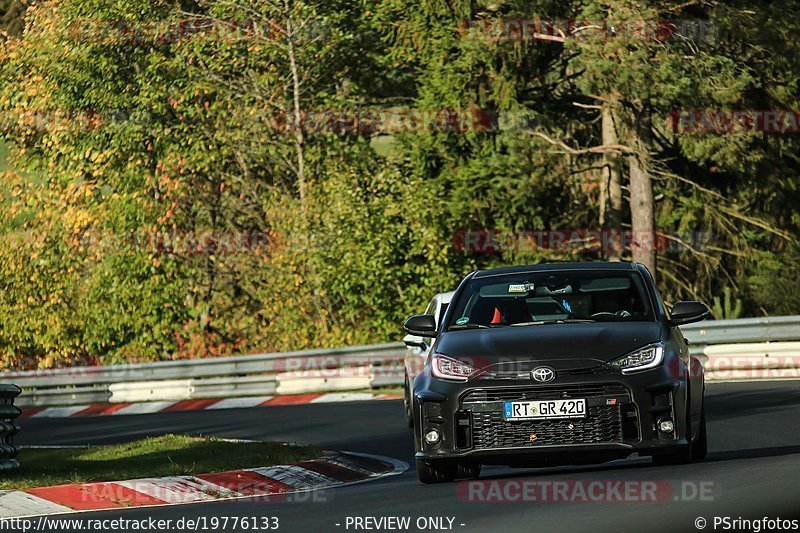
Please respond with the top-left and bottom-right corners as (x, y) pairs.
(705, 381), (800, 420)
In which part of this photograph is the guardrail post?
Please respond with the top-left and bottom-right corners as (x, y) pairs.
(0, 384), (21, 472)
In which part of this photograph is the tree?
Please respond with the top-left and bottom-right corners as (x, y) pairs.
(0, 0), (27, 38)
(0, 0), (798, 369)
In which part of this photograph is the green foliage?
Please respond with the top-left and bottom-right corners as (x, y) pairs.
(0, 0), (797, 369)
(745, 243), (800, 316)
(712, 287), (743, 320)
(0, 140), (8, 171)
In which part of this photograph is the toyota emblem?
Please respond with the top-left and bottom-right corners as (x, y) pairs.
(531, 366), (556, 383)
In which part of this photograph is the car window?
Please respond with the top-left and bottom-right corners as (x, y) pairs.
(447, 271), (654, 329)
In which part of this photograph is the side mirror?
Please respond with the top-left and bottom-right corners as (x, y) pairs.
(403, 314), (438, 338)
(403, 334), (427, 349)
(669, 301), (710, 326)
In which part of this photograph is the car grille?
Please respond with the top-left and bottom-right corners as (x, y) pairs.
(483, 367), (618, 379)
(461, 385), (629, 449)
(471, 405), (623, 449)
(462, 384), (628, 404)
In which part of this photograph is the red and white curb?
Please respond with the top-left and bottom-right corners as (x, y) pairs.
(0, 452), (407, 518)
(19, 393), (403, 419)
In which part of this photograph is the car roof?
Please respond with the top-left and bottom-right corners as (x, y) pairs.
(473, 262), (640, 279)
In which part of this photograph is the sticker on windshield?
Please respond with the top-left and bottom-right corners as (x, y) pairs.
(456, 317), (470, 325)
(508, 283), (534, 293)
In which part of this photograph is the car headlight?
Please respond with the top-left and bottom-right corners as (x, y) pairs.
(431, 354), (477, 382)
(610, 343), (665, 374)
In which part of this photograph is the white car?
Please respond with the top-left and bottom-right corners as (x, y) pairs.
(403, 291), (453, 427)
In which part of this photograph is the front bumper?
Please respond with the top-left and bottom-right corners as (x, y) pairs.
(413, 363), (693, 466)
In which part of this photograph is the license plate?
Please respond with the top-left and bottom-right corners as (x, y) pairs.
(503, 399), (586, 420)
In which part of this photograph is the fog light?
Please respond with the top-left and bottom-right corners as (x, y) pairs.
(658, 419), (675, 433)
(424, 429), (441, 444)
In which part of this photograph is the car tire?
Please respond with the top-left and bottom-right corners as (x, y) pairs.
(416, 459), (457, 484)
(456, 462), (481, 479)
(690, 408), (708, 462)
(403, 376), (413, 429)
(652, 445), (691, 466)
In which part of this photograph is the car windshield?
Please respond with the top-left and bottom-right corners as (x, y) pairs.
(447, 270), (655, 330)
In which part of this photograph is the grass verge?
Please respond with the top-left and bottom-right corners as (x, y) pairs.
(1, 435), (320, 490)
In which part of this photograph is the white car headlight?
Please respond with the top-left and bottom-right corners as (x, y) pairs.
(431, 354), (477, 382)
(610, 343), (665, 374)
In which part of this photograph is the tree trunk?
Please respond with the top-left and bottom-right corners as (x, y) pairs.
(283, 0), (330, 337)
(600, 103), (623, 261)
(284, 0), (306, 212)
(627, 110), (656, 279)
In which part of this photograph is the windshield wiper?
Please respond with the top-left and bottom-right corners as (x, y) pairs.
(448, 323), (504, 330)
(510, 318), (597, 327)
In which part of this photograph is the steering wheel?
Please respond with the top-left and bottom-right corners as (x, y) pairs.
(590, 310), (632, 318)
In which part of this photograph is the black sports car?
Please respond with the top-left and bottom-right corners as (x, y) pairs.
(403, 262), (710, 483)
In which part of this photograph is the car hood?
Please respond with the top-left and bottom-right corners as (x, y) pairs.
(434, 322), (663, 372)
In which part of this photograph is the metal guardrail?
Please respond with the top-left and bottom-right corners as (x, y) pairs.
(6, 343), (406, 408)
(2, 316), (799, 408)
(0, 384), (21, 472)
(681, 315), (800, 353)
(5, 343), (403, 387)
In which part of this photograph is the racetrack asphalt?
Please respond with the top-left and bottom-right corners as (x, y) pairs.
(14, 381), (800, 532)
